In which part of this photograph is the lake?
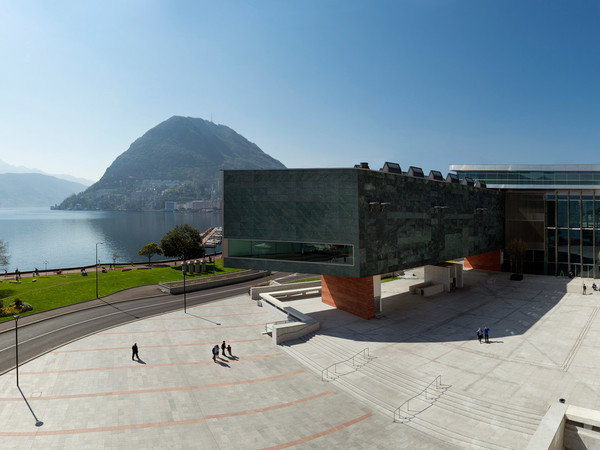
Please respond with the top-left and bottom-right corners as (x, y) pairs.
(0, 207), (222, 271)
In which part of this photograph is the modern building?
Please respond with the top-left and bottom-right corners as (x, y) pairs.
(451, 164), (600, 278)
(223, 166), (504, 318)
(223, 163), (600, 318)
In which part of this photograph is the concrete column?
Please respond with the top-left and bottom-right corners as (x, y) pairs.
(373, 275), (381, 314)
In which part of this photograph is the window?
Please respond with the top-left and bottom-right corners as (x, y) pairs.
(228, 240), (354, 265)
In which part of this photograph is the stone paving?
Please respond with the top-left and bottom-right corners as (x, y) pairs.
(1, 269), (600, 448)
(0, 295), (440, 449)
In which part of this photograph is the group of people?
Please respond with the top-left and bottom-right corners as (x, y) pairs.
(3, 268), (40, 279)
(476, 326), (490, 344)
(212, 340), (233, 362)
(131, 341), (235, 363)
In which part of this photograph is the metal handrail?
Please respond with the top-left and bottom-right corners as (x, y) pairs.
(321, 348), (371, 381)
(393, 375), (444, 423)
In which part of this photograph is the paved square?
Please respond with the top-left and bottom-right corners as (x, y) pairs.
(1, 269), (599, 449)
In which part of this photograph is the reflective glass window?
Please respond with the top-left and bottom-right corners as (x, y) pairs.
(571, 230), (581, 264)
(583, 230), (594, 264)
(228, 240), (354, 265)
(570, 196), (581, 228)
(583, 197), (594, 228)
(557, 196), (568, 227)
(546, 197), (556, 228)
(595, 198), (600, 228)
(558, 229), (569, 263)
(546, 229), (556, 263)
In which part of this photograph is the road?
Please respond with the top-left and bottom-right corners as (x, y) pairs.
(0, 272), (305, 375)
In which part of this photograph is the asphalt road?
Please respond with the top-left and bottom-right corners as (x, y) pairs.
(0, 272), (305, 375)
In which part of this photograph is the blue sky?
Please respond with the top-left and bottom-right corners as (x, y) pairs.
(1, 1), (599, 181)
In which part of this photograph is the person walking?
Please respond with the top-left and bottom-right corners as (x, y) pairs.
(132, 343), (139, 361)
(227, 344), (232, 357)
(476, 328), (483, 344)
(212, 345), (219, 362)
(221, 340), (227, 356)
(484, 326), (490, 343)
(583, 283), (587, 295)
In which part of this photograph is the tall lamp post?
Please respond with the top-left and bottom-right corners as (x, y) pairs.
(13, 315), (19, 387)
(182, 261), (187, 313)
(95, 242), (104, 298)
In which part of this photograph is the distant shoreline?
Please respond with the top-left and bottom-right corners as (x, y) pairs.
(3, 254), (223, 278)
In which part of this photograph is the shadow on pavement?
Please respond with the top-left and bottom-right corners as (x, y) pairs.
(18, 386), (43, 427)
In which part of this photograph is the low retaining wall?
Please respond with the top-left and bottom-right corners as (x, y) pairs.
(159, 270), (270, 294)
(527, 403), (600, 450)
(251, 280), (321, 300)
(260, 290), (320, 344)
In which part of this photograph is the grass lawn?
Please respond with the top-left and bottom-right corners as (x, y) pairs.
(0, 261), (239, 321)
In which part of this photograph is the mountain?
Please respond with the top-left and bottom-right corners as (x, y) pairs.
(0, 173), (87, 208)
(56, 116), (286, 210)
(0, 159), (94, 186)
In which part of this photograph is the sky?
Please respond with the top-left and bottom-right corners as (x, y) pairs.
(1, 0), (600, 182)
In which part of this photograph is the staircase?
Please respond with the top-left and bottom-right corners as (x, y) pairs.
(281, 332), (544, 450)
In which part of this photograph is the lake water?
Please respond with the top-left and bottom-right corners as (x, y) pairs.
(0, 207), (222, 271)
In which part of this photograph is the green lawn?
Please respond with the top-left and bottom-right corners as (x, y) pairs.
(0, 261), (239, 321)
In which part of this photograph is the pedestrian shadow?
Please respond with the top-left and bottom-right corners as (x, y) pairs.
(226, 355), (239, 361)
(18, 386), (44, 427)
(487, 341), (504, 344)
(216, 359), (230, 367)
(135, 358), (147, 364)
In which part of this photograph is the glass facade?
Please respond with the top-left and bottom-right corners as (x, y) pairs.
(455, 171), (600, 186)
(228, 239), (354, 266)
(451, 166), (600, 278)
(545, 192), (598, 277)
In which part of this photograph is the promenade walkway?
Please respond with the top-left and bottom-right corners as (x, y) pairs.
(0, 268), (598, 448)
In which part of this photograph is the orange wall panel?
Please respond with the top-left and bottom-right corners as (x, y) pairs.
(321, 275), (374, 319)
(464, 250), (502, 271)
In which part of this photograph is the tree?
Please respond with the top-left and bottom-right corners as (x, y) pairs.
(507, 238), (527, 274)
(160, 224), (205, 261)
(138, 242), (163, 266)
(0, 239), (9, 268)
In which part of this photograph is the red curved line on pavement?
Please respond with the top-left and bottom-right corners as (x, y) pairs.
(0, 370), (304, 401)
(262, 413), (374, 450)
(0, 390), (335, 437)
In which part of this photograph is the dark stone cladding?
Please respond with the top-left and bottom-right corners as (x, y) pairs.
(223, 168), (504, 278)
(356, 170), (504, 276)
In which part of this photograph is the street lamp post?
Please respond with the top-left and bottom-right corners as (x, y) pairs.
(182, 261), (187, 313)
(13, 315), (19, 387)
(95, 242), (104, 298)
(43, 260), (48, 276)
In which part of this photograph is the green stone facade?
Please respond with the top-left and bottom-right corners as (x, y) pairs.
(223, 168), (504, 277)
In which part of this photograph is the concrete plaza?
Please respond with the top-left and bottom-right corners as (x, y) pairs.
(0, 269), (598, 448)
